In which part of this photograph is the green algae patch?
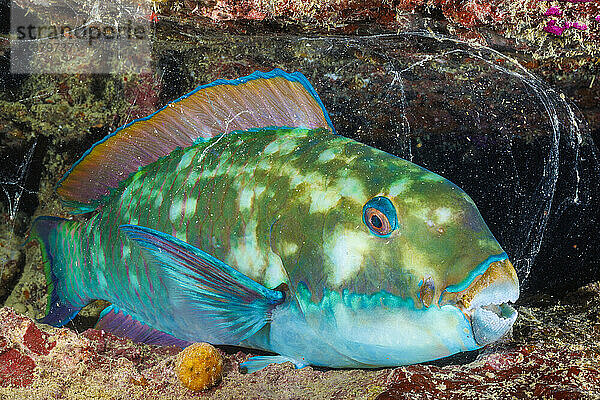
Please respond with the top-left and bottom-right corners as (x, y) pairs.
(0, 75), (129, 143)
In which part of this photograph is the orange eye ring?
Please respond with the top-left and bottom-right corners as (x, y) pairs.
(362, 196), (398, 237)
(364, 207), (392, 236)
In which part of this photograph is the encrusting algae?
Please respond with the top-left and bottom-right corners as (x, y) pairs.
(175, 342), (223, 391)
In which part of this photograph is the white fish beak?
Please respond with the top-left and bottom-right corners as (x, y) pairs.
(441, 258), (520, 346)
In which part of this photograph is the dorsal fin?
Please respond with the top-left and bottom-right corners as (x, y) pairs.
(57, 69), (335, 212)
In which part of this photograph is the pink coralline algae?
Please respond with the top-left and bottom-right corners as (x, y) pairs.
(544, 19), (568, 35)
(539, 0), (598, 36)
(194, 0), (505, 28)
(539, 0), (596, 2)
(0, 349), (36, 388)
(569, 21), (588, 29)
(0, 307), (185, 395)
(545, 6), (563, 16)
(1, 277), (600, 399)
(544, 19), (588, 35)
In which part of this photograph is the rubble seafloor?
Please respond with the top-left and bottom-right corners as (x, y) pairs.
(0, 280), (599, 399)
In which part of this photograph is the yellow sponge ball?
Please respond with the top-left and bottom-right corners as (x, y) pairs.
(175, 342), (223, 391)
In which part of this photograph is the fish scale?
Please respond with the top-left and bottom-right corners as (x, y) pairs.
(55, 129), (309, 318)
(32, 69), (519, 371)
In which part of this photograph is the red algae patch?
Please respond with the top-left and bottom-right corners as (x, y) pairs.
(375, 344), (600, 399)
(175, 342), (223, 391)
(0, 349), (35, 388)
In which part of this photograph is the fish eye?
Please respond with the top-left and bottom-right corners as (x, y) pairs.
(363, 196), (398, 237)
(370, 214), (383, 229)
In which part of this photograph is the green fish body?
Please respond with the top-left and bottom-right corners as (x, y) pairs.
(33, 70), (519, 372)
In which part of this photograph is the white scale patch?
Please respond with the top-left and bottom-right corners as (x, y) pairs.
(122, 243), (131, 258)
(238, 186), (266, 210)
(309, 189), (341, 214)
(264, 252), (288, 288)
(257, 158), (273, 171)
(238, 188), (254, 210)
(263, 141), (280, 155)
(153, 192), (164, 208)
(176, 150), (196, 171)
(282, 241), (299, 256)
(255, 185), (266, 198)
(336, 177), (366, 203)
(291, 171), (324, 188)
(318, 149), (338, 163)
(228, 219), (264, 280)
(434, 207), (453, 224)
(187, 169), (201, 183)
(326, 230), (371, 286)
(129, 270), (140, 288)
(184, 197), (197, 218)
(301, 175), (366, 214)
(264, 139), (297, 156)
(389, 179), (410, 196)
(277, 140), (298, 155)
(169, 199), (183, 222)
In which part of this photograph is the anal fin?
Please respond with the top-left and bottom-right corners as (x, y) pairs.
(96, 305), (191, 347)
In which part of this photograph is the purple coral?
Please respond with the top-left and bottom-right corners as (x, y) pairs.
(540, 0), (595, 36)
(543, 19), (589, 36)
(567, 21), (588, 30)
(544, 7), (562, 16)
(544, 20), (567, 35)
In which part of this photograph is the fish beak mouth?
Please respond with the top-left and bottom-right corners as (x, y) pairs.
(441, 258), (519, 346)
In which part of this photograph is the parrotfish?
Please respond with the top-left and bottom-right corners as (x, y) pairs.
(32, 69), (519, 373)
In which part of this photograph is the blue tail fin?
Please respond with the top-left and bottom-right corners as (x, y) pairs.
(30, 216), (85, 326)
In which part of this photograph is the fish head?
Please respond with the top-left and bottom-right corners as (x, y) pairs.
(271, 138), (519, 366)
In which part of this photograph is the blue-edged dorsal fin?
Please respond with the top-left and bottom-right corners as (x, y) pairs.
(57, 69), (335, 213)
(119, 224), (285, 345)
(95, 305), (191, 347)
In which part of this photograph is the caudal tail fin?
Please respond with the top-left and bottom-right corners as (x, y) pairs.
(30, 216), (87, 326)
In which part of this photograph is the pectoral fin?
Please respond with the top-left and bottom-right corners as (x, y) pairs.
(240, 356), (308, 374)
(120, 225), (285, 345)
